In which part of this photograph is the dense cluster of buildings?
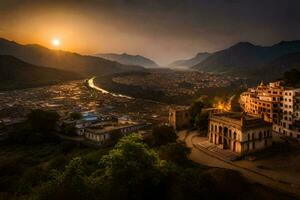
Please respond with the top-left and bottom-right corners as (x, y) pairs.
(0, 80), (170, 143)
(169, 80), (300, 156)
(240, 81), (300, 139)
(62, 112), (151, 145)
(113, 69), (236, 96)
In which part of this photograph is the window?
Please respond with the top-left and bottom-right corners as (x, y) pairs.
(252, 142), (256, 149)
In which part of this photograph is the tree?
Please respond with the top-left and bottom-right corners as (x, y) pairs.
(159, 142), (191, 164)
(9, 109), (60, 144)
(61, 123), (77, 136)
(151, 125), (177, 146)
(39, 157), (91, 200)
(100, 134), (166, 200)
(194, 112), (209, 131)
(191, 99), (204, 126)
(70, 112), (82, 120)
(27, 109), (60, 134)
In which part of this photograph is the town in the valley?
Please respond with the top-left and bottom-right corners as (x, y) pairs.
(1, 77), (300, 196)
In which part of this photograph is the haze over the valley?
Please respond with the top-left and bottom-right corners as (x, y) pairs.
(0, 0), (299, 65)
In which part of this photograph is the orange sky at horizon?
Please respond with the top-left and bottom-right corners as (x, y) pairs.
(1, 0), (299, 65)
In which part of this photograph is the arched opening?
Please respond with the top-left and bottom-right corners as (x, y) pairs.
(218, 135), (223, 144)
(224, 127), (228, 137)
(214, 134), (217, 144)
(223, 138), (229, 149)
(219, 126), (223, 134)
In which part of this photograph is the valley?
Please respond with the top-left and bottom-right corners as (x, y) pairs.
(94, 68), (244, 105)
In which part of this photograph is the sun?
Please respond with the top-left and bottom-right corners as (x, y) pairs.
(51, 38), (61, 47)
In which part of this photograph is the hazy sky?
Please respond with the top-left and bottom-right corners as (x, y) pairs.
(0, 0), (299, 64)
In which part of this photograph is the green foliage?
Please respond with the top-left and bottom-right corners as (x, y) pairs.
(194, 112), (209, 130)
(100, 134), (166, 199)
(190, 99), (205, 128)
(8, 109), (60, 145)
(70, 112), (82, 120)
(151, 125), (177, 146)
(61, 123), (77, 136)
(0, 132), (295, 200)
(39, 157), (91, 200)
(27, 109), (60, 133)
(159, 142), (191, 164)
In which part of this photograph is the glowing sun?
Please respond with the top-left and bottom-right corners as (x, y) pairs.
(51, 38), (61, 47)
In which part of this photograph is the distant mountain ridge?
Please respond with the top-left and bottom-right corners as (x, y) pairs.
(96, 53), (159, 68)
(0, 38), (144, 77)
(255, 52), (300, 81)
(0, 55), (81, 90)
(169, 52), (211, 68)
(192, 41), (300, 78)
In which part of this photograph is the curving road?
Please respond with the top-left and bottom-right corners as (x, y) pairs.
(179, 131), (300, 198)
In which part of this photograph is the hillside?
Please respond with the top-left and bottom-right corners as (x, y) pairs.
(192, 41), (300, 78)
(255, 52), (300, 81)
(169, 52), (211, 68)
(0, 38), (144, 77)
(0, 55), (81, 90)
(96, 53), (159, 68)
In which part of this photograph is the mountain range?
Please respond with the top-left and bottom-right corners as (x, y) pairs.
(0, 38), (144, 77)
(191, 41), (300, 80)
(168, 52), (211, 68)
(0, 55), (81, 90)
(95, 53), (159, 68)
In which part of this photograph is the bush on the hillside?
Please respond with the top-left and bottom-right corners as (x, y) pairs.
(9, 109), (60, 145)
(151, 125), (177, 147)
(159, 142), (191, 164)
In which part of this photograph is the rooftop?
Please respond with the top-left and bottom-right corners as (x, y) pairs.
(210, 112), (271, 130)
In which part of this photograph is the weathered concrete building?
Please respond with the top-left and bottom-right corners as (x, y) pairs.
(84, 122), (151, 144)
(169, 107), (191, 130)
(208, 112), (272, 155)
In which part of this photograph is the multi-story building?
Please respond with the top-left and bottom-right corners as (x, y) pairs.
(273, 88), (300, 138)
(240, 81), (300, 139)
(240, 81), (283, 124)
(208, 112), (272, 155)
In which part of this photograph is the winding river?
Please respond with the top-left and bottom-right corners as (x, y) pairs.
(87, 77), (133, 99)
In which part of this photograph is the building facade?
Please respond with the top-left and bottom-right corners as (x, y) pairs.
(240, 81), (300, 139)
(240, 81), (283, 123)
(273, 89), (300, 138)
(208, 112), (272, 155)
(169, 107), (191, 130)
(84, 122), (151, 144)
